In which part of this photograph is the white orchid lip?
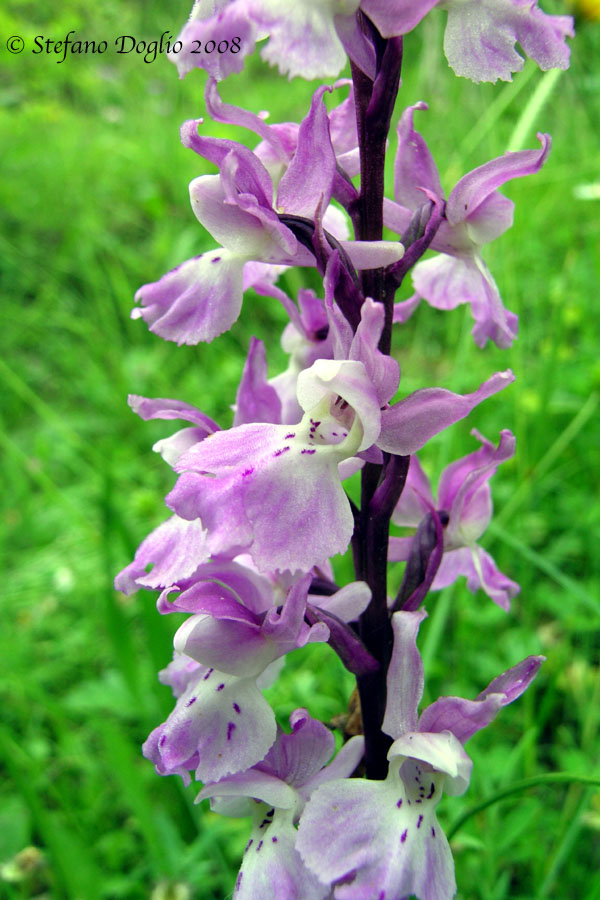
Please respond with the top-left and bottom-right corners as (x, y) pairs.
(297, 359), (382, 452)
(294, 394), (363, 461)
(389, 730), (473, 796)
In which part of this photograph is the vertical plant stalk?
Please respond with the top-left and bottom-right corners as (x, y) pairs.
(351, 33), (405, 779)
(351, 33), (403, 351)
(356, 454), (409, 778)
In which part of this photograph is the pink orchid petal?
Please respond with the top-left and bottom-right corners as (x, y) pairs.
(234, 337), (282, 426)
(443, 0), (573, 83)
(432, 545), (520, 611)
(394, 101), (443, 209)
(378, 371), (515, 455)
(419, 655), (545, 743)
(169, 4), (256, 80)
(297, 773), (456, 900)
(128, 394), (219, 431)
(446, 134), (551, 225)
(276, 86), (336, 218)
(145, 666), (277, 782)
(392, 455), (435, 528)
(132, 250), (246, 345)
(114, 516), (209, 594)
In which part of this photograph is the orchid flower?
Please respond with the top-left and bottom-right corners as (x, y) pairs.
(439, 0), (574, 83)
(168, 0), (441, 82)
(204, 76), (361, 192)
(170, 1), (572, 84)
(385, 103), (551, 347)
(297, 609), (544, 899)
(390, 429), (520, 610)
(166, 291), (514, 572)
(143, 563), (372, 782)
(133, 86), (402, 345)
(197, 709), (364, 900)
(143, 575), (328, 782)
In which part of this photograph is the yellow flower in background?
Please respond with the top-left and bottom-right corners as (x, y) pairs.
(570, 0), (600, 20)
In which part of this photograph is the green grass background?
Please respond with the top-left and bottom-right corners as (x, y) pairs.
(1, 1), (599, 898)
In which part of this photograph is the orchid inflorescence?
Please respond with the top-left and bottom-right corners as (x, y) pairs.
(116, 3), (574, 897)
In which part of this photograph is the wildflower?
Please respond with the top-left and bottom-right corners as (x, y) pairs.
(385, 103), (551, 347)
(390, 429), (519, 609)
(197, 709), (364, 900)
(297, 609), (544, 899)
(168, 293), (514, 572)
(440, 0), (574, 83)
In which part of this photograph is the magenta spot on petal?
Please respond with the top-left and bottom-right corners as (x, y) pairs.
(284, 432), (295, 440)
(401, 829), (408, 843)
(378, 893), (386, 900)
(273, 446), (290, 458)
(301, 448), (316, 455)
(417, 815), (423, 829)
(257, 840), (263, 852)
(185, 696), (197, 707)
(227, 722), (236, 741)
(203, 668), (214, 680)
(427, 782), (435, 799)
(212, 256), (221, 263)
(159, 734), (167, 747)
(245, 839), (253, 853)
(396, 799), (403, 808)
(233, 703), (241, 714)
(272, 836), (278, 843)
(431, 827), (436, 838)
(235, 871), (242, 891)
(242, 467), (254, 477)
(217, 683), (225, 691)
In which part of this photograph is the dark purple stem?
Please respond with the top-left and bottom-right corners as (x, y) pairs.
(351, 34), (403, 353)
(350, 27), (404, 780)
(356, 454), (409, 778)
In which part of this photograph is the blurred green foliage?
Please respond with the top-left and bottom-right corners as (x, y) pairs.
(1, 1), (599, 898)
